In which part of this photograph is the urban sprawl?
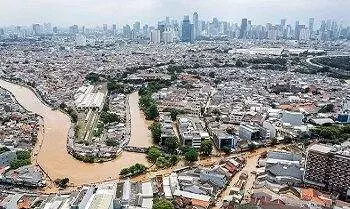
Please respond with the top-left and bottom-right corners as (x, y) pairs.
(0, 12), (350, 209)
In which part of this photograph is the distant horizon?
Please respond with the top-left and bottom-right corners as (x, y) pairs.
(1, 0), (349, 27)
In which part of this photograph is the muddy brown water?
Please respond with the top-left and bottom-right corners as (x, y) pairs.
(0, 80), (152, 186)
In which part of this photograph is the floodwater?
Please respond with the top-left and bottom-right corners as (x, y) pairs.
(0, 80), (150, 187)
(127, 92), (153, 147)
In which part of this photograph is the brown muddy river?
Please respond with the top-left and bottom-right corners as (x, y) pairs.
(0, 80), (152, 186)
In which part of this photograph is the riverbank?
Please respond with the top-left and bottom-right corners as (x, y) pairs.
(0, 79), (150, 188)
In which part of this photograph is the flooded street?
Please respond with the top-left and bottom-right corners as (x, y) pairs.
(128, 92), (153, 147)
(0, 80), (150, 187)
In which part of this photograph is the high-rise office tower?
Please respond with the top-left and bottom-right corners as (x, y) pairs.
(309, 18), (315, 33)
(43, 23), (52, 35)
(165, 17), (170, 26)
(69, 25), (79, 35)
(112, 24), (117, 35)
(142, 24), (149, 38)
(281, 19), (286, 28)
(32, 24), (42, 35)
(123, 25), (131, 39)
(53, 27), (58, 34)
(150, 29), (161, 43)
(193, 12), (199, 39)
(181, 15), (194, 43)
(294, 21), (300, 40)
(239, 18), (248, 39)
(133, 21), (140, 34)
(103, 24), (108, 32)
(157, 21), (166, 41)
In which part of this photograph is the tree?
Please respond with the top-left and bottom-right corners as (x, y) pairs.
(120, 168), (129, 176)
(200, 140), (213, 156)
(145, 103), (159, 120)
(107, 79), (124, 93)
(16, 150), (31, 160)
(149, 122), (162, 144)
(147, 147), (162, 163)
(169, 155), (178, 166)
(163, 136), (179, 154)
(105, 139), (119, 147)
(0, 146), (10, 154)
(184, 148), (199, 162)
(100, 111), (120, 124)
(67, 107), (78, 123)
(222, 146), (231, 155)
(153, 198), (174, 209)
(236, 59), (243, 67)
(55, 178), (70, 188)
(85, 72), (100, 83)
(59, 102), (67, 110)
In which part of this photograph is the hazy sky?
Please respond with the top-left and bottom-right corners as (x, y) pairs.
(1, 0), (349, 27)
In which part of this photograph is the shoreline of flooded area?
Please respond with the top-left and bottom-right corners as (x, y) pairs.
(0, 79), (151, 187)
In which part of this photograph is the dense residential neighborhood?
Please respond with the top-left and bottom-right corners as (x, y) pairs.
(0, 9), (350, 209)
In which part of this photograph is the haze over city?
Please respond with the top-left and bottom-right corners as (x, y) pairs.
(1, 0), (350, 26)
(0, 1), (350, 209)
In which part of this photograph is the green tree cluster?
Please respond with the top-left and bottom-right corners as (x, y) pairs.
(10, 150), (31, 169)
(85, 72), (100, 83)
(152, 198), (174, 209)
(146, 147), (163, 163)
(138, 80), (172, 120)
(105, 139), (119, 147)
(0, 146), (10, 154)
(67, 107), (78, 123)
(93, 122), (104, 137)
(184, 147), (199, 162)
(163, 136), (179, 154)
(149, 122), (162, 144)
(100, 111), (120, 124)
(200, 140), (213, 156)
(311, 125), (350, 144)
(107, 79), (124, 93)
(119, 163), (146, 177)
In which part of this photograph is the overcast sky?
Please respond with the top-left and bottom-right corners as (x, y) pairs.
(1, 0), (349, 27)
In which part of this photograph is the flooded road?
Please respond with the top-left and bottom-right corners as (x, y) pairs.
(128, 92), (153, 147)
(0, 80), (150, 186)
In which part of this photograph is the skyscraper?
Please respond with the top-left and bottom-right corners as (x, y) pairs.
(181, 15), (194, 43)
(69, 25), (79, 35)
(150, 29), (161, 43)
(239, 18), (248, 39)
(32, 24), (42, 35)
(112, 24), (117, 35)
(308, 18), (315, 33)
(193, 12), (199, 39)
(133, 21), (141, 35)
(294, 21), (300, 40)
(123, 25), (131, 39)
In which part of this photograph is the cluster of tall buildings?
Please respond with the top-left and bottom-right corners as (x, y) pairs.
(1, 12), (349, 42)
(238, 17), (348, 41)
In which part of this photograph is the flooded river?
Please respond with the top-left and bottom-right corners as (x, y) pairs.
(0, 80), (151, 187)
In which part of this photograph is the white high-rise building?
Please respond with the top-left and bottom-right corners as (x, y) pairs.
(163, 30), (173, 43)
(150, 29), (161, 43)
(299, 28), (310, 41)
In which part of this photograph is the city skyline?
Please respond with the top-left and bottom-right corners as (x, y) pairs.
(1, 0), (350, 27)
